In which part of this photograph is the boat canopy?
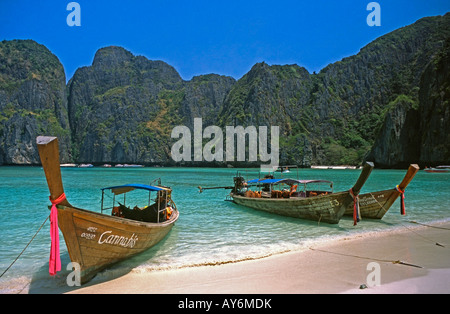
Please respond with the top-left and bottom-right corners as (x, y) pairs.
(101, 183), (164, 195)
(247, 178), (282, 184)
(247, 178), (333, 185)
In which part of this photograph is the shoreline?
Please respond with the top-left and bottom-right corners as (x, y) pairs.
(63, 220), (450, 294)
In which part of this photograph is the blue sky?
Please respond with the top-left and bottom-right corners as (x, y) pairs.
(1, 0), (449, 81)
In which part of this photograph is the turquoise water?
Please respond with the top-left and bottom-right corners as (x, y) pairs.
(0, 166), (449, 293)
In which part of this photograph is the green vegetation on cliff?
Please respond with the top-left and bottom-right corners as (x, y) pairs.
(0, 13), (449, 167)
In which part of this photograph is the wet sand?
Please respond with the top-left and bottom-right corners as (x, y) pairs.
(67, 221), (450, 294)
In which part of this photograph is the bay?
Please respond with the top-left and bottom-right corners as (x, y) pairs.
(0, 166), (448, 293)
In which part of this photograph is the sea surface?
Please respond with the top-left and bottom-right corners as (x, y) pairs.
(0, 166), (449, 293)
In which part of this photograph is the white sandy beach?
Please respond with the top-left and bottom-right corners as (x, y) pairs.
(65, 221), (450, 294)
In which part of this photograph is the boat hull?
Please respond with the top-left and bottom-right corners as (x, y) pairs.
(231, 192), (354, 224)
(344, 164), (419, 219)
(57, 205), (179, 284)
(344, 189), (399, 219)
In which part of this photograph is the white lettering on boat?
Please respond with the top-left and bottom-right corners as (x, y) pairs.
(329, 199), (340, 207)
(81, 227), (98, 240)
(98, 231), (139, 248)
(81, 232), (96, 240)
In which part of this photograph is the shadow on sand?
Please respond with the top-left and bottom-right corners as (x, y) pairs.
(27, 235), (172, 294)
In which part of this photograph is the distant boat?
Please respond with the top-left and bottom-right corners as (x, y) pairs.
(311, 165), (358, 170)
(60, 163), (77, 167)
(424, 165), (450, 173)
(199, 162), (374, 224)
(36, 136), (179, 284)
(114, 164), (144, 168)
(344, 164), (419, 219)
(78, 163), (93, 168)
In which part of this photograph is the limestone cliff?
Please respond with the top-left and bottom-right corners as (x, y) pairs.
(0, 13), (449, 167)
(0, 40), (70, 164)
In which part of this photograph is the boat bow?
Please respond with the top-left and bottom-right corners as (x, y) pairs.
(36, 136), (179, 283)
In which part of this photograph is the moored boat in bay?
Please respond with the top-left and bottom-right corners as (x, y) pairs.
(344, 164), (419, 219)
(199, 162), (374, 224)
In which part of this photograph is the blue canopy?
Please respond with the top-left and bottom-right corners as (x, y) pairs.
(102, 183), (164, 195)
(247, 178), (284, 184)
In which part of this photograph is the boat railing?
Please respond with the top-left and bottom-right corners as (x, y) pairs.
(241, 180), (333, 199)
(101, 186), (174, 223)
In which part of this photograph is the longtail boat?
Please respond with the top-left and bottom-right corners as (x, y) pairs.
(344, 164), (419, 219)
(36, 136), (179, 284)
(200, 162), (374, 224)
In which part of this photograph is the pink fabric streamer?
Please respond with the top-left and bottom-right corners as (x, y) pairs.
(395, 185), (406, 215)
(49, 193), (65, 276)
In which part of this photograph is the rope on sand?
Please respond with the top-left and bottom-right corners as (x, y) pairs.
(402, 221), (448, 248)
(408, 220), (450, 231)
(308, 247), (423, 268)
(309, 220), (450, 268)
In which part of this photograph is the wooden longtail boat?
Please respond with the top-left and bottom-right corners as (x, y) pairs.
(36, 136), (179, 284)
(227, 162), (374, 224)
(344, 164), (419, 219)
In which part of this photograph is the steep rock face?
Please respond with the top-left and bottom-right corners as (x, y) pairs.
(312, 13), (450, 166)
(216, 13), (449, 167)
(417, 40), (450, 164)
(68, 46), (235, 164)
(366, 37), (450, 167)
(214, 14), (450, 167)
(1, 13), (449, 167)
(180, 74), (236, 129)
(219, 62), (314, 166)
(67, 46), (184, 164)
(365, 95), (420, 167)
(0, 40), (70, 164)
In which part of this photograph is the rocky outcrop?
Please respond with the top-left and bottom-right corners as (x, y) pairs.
(367, 38), (450, 167)
(0, 13), (449, 167)
(417, 39), (450, 164)
(67, 46), (235, 164)
(181, 74), (236, 129)
(365, 95), (420, 167)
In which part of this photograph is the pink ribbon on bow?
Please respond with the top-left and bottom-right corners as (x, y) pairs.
(49, 193), (66, 276)
(395, 185), (406, 216)
(349, 188), (360, 226)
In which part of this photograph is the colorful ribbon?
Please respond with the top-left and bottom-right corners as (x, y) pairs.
(49, 193), (66, 276)
(349, 188), (360, 226)
(395, 185), (406, 215)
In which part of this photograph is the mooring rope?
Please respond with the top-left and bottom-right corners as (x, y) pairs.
(368, 191), (390, 215)
(0, 215), (49, 279)
(308, 247), (423, 268)
(401, 221), (448, 248)
(309, 220), (450, 268)
(408, 220), (450, 231)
